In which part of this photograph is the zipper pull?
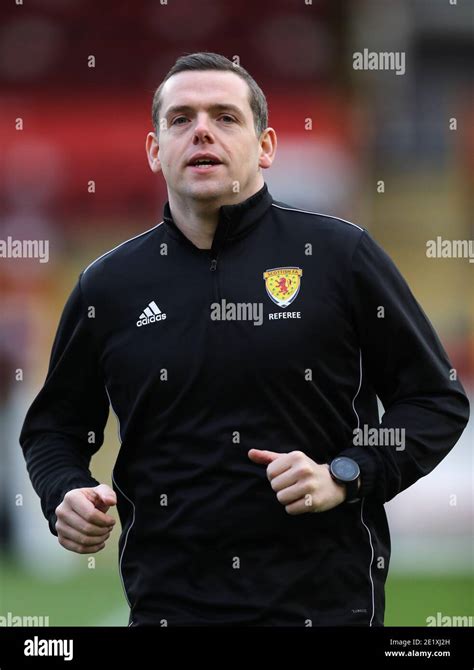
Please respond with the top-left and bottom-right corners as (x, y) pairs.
(210, 258), (217, 271)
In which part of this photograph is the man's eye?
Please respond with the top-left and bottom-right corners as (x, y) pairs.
(171, 117), (188, 125)
(220, 115), (235, 123)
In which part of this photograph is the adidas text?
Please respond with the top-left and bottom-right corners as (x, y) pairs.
(136, 300), (167, 327)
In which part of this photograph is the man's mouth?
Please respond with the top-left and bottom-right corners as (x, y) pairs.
(187, 159), (223, 172)
(186, 154), (223, 171)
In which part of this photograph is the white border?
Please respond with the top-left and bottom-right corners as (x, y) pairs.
(271, 203), (364, 231)
(83, 222), (163, 275)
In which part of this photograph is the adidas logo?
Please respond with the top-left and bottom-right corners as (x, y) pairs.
(136, 301), (167, 327)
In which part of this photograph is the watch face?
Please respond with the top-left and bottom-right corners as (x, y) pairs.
(332, 457), (359, 482)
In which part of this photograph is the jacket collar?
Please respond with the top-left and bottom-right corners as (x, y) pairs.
(162, 183), (273, 252)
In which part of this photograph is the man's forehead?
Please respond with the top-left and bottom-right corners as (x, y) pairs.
(161, 70), (250, 113)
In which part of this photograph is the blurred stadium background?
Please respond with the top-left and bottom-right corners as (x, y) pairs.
(0, 0), (472, 626)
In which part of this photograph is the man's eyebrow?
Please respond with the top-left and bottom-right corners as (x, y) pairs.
(164, 103), (244, 118)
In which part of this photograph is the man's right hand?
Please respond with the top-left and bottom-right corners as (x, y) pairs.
(55, 484), (117, 554)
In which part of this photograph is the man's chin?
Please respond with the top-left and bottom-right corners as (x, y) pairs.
(185, 180), (234, 201)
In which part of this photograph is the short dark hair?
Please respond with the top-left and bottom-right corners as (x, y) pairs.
(152, 52), (268, 138)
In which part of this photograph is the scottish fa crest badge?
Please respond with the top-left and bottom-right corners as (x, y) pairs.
(263, 267), (303, 308)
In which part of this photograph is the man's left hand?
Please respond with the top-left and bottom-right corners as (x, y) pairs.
(247, 449), (349, 514)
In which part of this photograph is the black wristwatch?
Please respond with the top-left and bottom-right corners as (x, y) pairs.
(329, 456), (361, 503)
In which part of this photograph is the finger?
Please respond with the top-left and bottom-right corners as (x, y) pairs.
(276, 483), (308, 506)
(67, 493), (116, 527)
(266, 453), (293, 480)
(59, 525), (111, 547)
(83, 487), (117, 514)
(269, 468), (300, 492)
(59, 536), (106, 554)
(58, 509), (115, 537)
(247, 449), (282, 465)
(284, 497), (313, 515)
(91, 484), (117, 504)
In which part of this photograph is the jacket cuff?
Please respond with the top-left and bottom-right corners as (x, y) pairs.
(336, 447), (379, 498)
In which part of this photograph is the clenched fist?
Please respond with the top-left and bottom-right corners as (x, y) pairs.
(55, 483), (117, 554)
(248, 449), (357, 514)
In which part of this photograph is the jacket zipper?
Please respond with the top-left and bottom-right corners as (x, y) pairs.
(209, 251), (221, 303)
(209, 213), (231, 304)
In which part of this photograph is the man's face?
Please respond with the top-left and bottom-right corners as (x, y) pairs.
(148, 70), (273, 202)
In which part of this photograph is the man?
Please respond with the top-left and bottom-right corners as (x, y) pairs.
(20, 52), (470, 627)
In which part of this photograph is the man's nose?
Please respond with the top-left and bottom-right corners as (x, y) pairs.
(193, 115), (214, 143)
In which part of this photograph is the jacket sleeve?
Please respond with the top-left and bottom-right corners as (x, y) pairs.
(19, 274), (110, 536)
(339, 230), (470, 503)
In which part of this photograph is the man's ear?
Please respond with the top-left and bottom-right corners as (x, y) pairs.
(258, 127), (277, 170)
(145, 132), (162, 174)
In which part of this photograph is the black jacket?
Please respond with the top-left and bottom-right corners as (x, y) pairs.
(19, 182), (470, 626)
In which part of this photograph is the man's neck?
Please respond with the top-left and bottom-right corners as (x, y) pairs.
(168, 202), (219, 250)
(167, 180), (264, 250)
